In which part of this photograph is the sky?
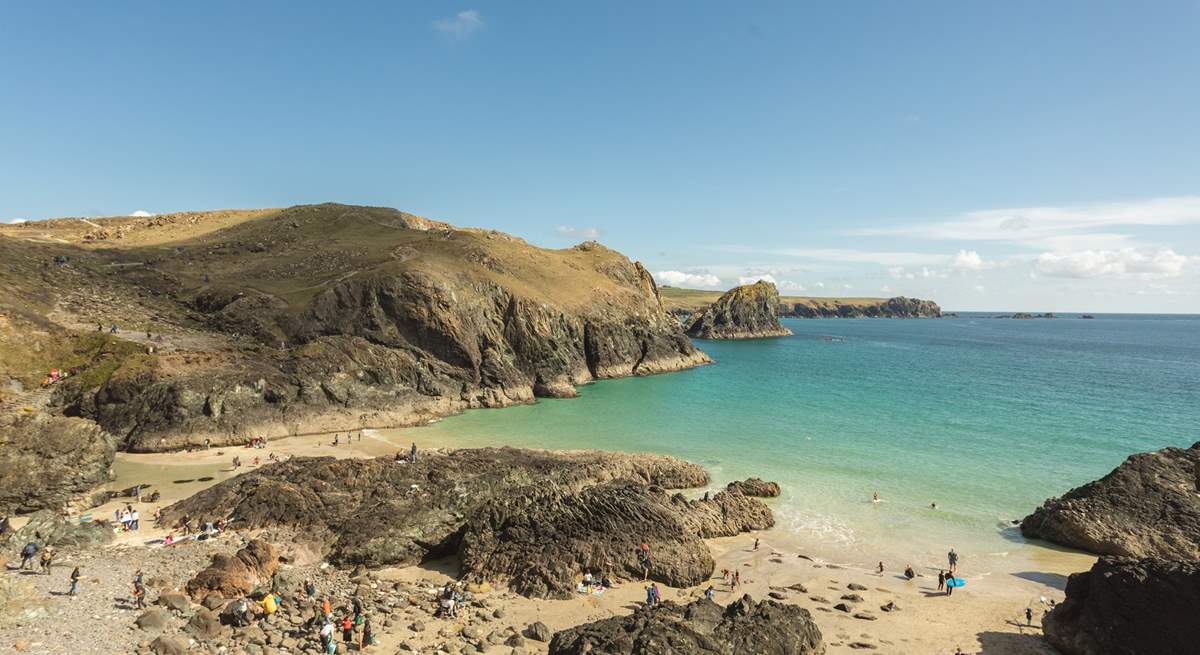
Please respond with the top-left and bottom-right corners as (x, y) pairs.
(1, 2), (1198, 312)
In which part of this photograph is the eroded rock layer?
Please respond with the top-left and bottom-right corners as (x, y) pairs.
(684, 281), (791, 340)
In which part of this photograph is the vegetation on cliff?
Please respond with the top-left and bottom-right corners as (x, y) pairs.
(683, 281), (792, 339)
(661, 286), (941, 319)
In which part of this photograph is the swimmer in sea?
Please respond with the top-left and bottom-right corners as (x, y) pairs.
(872, 491), (880, 503)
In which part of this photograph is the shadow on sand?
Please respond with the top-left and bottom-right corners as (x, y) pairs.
(976, 630), (1055, 654)
(1011, 570), (1069, 590)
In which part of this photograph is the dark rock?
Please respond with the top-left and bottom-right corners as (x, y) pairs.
(833, 603), (850, 613)
(186, 539), (279, 600)
(1021, 442), (1200, 559)
(852, 612), (876, 621)
(548, 594), (823, 655)
(879, 602), (899, 612)
(524, 622), (551, 642)
(165, 448), (712, 576)
(684, 281), (792, 340)
(725, 478), (781, 498)
(1043, 557), (1200, 655)
(458, 480), (772, 598)
(846, 583), (867, 591)
(779, 296), (940, 319)
(768, 591), (786, 600)
(840, 594), (863, 603)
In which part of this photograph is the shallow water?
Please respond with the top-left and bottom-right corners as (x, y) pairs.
(390, 313), (1199, 576)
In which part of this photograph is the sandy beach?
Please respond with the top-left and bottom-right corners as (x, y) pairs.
(12, 427), (1090, 655)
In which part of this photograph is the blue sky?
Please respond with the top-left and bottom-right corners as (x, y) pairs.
(2, 2), (1198, 312)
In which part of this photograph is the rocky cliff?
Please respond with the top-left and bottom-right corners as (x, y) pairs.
(1021, 442), (1200, 559)
(161, 448), (776, 598)
(549, 595), (825, 655)
(1043, 557), (1200, 655)
(0, 412), (116, 515)
(684, 281), (792, 339)
(0, 205), (709, 476)
(660, 287), (940, 319)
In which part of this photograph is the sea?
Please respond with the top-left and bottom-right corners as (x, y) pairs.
(396, 313), (1200, 577)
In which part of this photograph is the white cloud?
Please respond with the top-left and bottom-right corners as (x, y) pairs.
(433, 10), (484, 38)
(949, 249), (989, 271)
(130, 210), (155, 217)
(655, 270), (721, 288)
(880, 284), (891, 293)
(1034, 248), (1195, 280)
(851, 196), (1200, 251)
(738, 274), (777, 286)
(776, 280), (806, 292)
(555, 225), (600, 239)
(813, 282), (825, 289)
(3, 218), (27, 224)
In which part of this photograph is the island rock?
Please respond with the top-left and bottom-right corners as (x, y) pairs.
(684, 281), (792, 339)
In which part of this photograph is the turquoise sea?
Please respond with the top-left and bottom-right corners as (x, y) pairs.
(401, 314), (1200, 574)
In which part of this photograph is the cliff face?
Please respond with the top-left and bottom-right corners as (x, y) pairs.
(0, 413), (117, 515)
(1043, 557), (1200, 655)
(683, 281), (792, 339)
(1021, 442), (1200, 559)
(0, 204), (710, 459)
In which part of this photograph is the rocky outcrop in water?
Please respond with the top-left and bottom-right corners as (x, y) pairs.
(1043, 556), (1200, 655)
(684, 282), (791, 339)
(548, 594), (825, 655)
(163, 449), (772, 597)
(0, 413), (116, 514)
(726, 478), (781, 497)
(1021, 442), (1200, 559)
(459, 481), (774, 598)
(781, 296), (941, 318)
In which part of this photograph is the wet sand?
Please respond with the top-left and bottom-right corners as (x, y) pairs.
(90, 429), (1092, 654)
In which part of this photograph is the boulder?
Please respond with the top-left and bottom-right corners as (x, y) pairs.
(725, 478), (781, 498)
(548, 595), (824, 654)
(1021, 442), (1200, 559)
(524, 622), (551, 642)
(157, 592), (191, 613)
(135, 608), (170, 632)
(684, 282), (792, 340)
(150, 635), (190, 655)
(186, 539), (278, 600)
(0, 509), (112, 552)
(1043, 557), (1200, 655)
(186, 608), (224, 640)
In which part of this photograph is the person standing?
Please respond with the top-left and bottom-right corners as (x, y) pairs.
(341, 614), (354, 646)
(410, 442), (417, 463)
(132, 572), (147, 609)
(19, 541), (38, 570)
(877, 561), (885, 575)
(704, 586), (715, 601)
(1025, 607), (1033, 625)
(130, 509), (140, 531)
(753, 538), (759, 551)
(948, 548), (958, 573)
(68, 566), (81, 597)
(359, 615), (373, 651)
(39, 546), (54, 575)
(937, 570), (945, 591)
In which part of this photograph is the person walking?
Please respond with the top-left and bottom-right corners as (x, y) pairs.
(68, 566), (81, 597)
(19, 541), (37, 570)
(877, 561), (885, 575)
(753, 538), (759, 551)
(937, 570), (945, 591)
(39, 546), (54, 575)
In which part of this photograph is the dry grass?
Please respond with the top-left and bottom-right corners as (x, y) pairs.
(659, 286), (889, 314)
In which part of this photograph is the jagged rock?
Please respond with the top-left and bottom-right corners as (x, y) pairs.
(548, 595), (824, 655)
(524, 622), (551, 642)
(833, 603), (850, 613)
(725, 478), (781, 498)
(186, 539), (279, 600)
(780, 296), (940, 319)
(1021, 442), (1200, 559)
(879, 602), (899, 612)
(684, 282), (792, 340)
(1043, 557), (1200, 655)
(458, 481), (773, 598)
(0, 413), (118, 514)
(164, 448), (709, 571)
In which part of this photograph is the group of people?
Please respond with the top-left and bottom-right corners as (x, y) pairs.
(577, 570), (613, 594)
(115, 505), (141, 531)
(720, 567), (741, 589)
(393, 443), (418, 464)
(303, 582), (375, 653)
(14, 541), (79, 596)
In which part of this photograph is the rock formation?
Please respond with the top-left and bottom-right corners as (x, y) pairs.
(548, 594), (825, 655)
(186, 539), (279, 600)
(0, 413), (116, 515)
(684, 281), (792, 339)
(660, 287), (940, 320)
(726, 478), (781, 497)
(163, 449), (775, 598)
(1043, 556), (1200, 655)
(1021, 442), (1200, 559)
(458, 481), (774, 598)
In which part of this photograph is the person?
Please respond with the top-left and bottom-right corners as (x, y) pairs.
(321, 597), (332, 621)
(948, 549), (959, 573)
(410, 442), (417, 463)
(1026, 607), (1033, 625)
(333, 433), (340, 446)
(130, 509), (140, 531)
(39, 546), (54, 575)
(352, 595), (364, 622)
(937, 570), (946, 591)
(877, 561), (884, 574)
(946, 575), (955, 596)
(19, 541), (38, 570)
(601, 573), (613, 589)
(68, 566), (81, 597)
(319, 621), (335, 653)
(164, 533), (175, 546)
(261, 591), (278, 618)
(721, 568), (729, 582)
(873, 491), (880, 502)
(734, 570), (741, 588)
(931, 502), (937, 510)
(304, 579), (317, 599)
(582, 571), (593, 587)
(203, 437), (210, 450)
(232, 456), (241, 469)
(645, 585), (656, 609)
(652, 582), (661, 606)
(132, 572), (147, 609)
(753, 538), (759, 551)
(360, 615), (374, 650)
(704, 586), (715, 601)
(904, 565), (915, 580)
